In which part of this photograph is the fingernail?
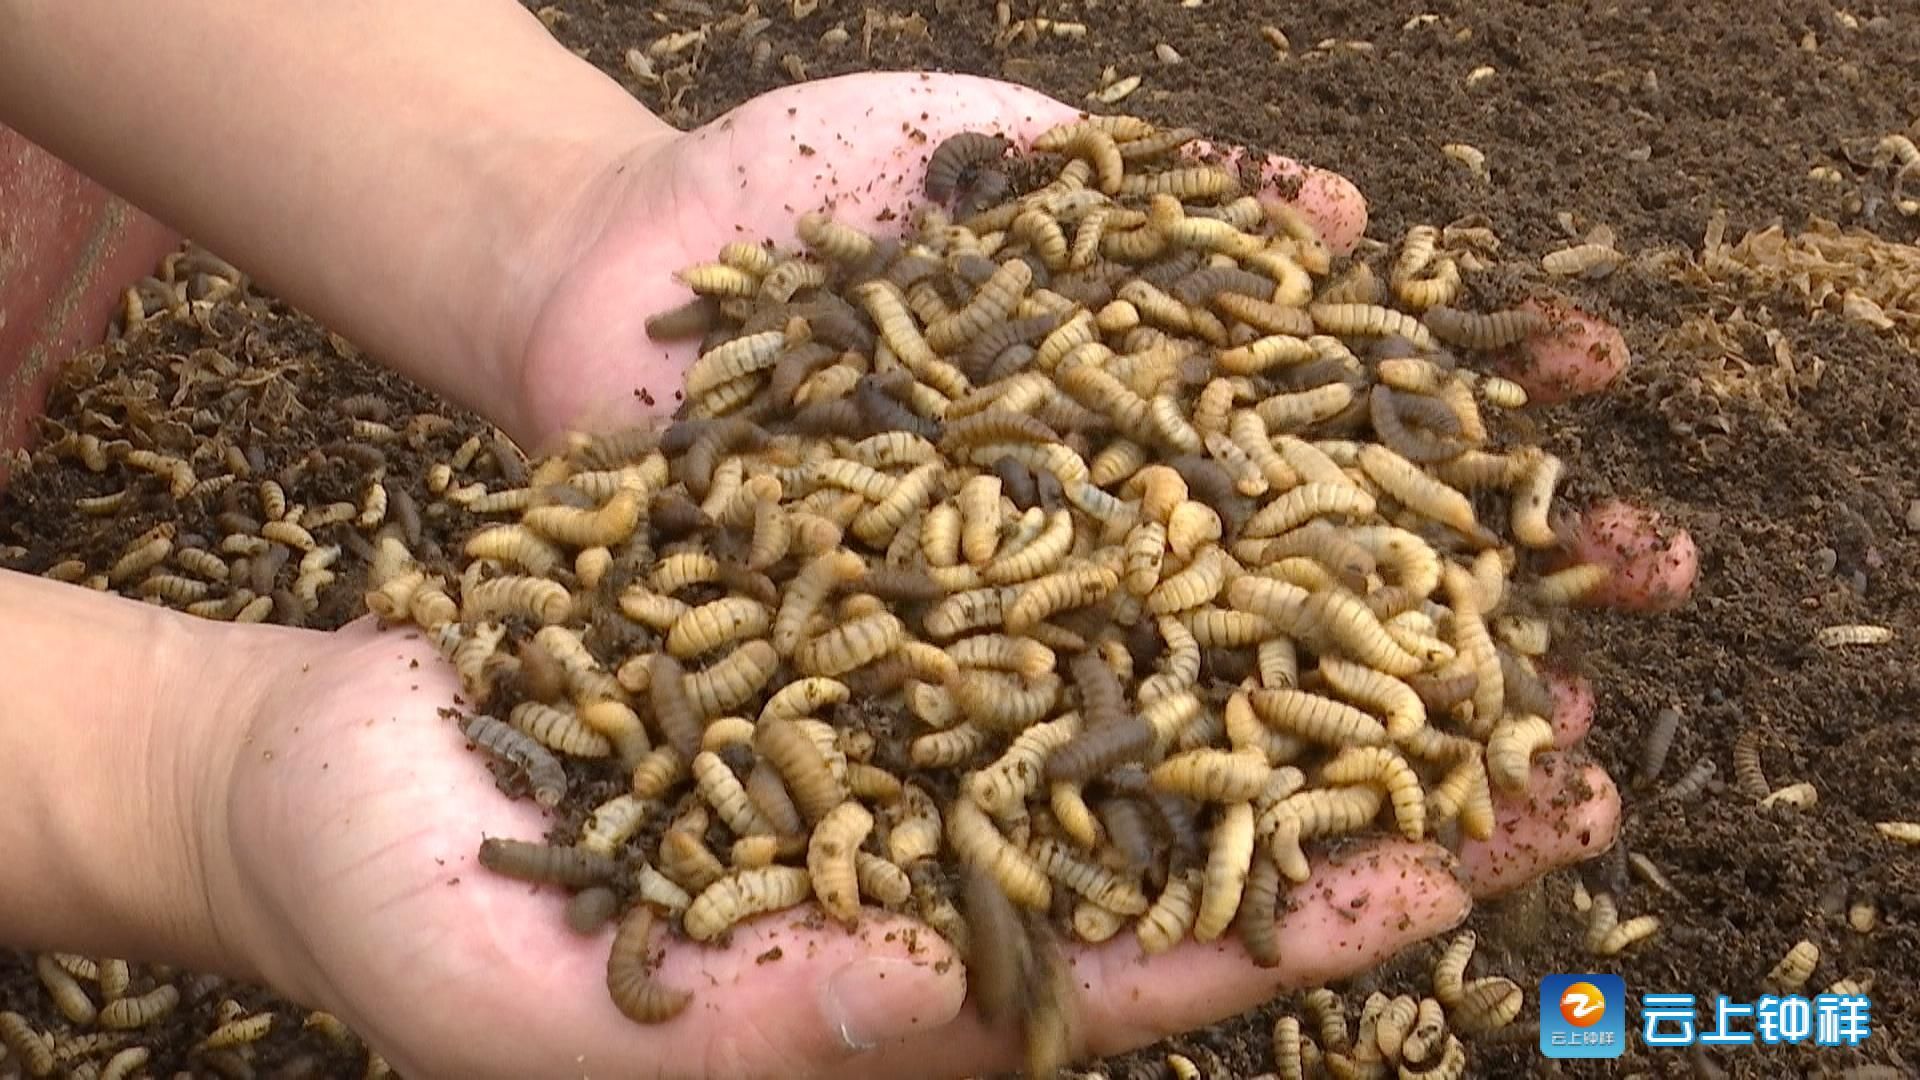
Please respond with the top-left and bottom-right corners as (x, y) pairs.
(822, 957), (954, 1051)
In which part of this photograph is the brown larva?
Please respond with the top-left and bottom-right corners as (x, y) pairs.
(1046, 686), (1152, 787)
(925, 132), (1010, 204)
(645, 653), (704, 762)
(1635, 706), (1683, 789)
(1368, 385), (1465, 464)
(1660, 756), (1717, 802)
(478, 838), (618, 887)
(605, 905), (693, 1023)
(462, 714), (567, 809)
(754, 715), (850, 824)
(1732, 728), (1769, 801)
(1422, 305), (1547, 350)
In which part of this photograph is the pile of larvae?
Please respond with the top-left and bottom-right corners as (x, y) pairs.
(365, 114), (1601, 1057)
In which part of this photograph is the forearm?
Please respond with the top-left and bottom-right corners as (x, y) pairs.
(0, 1), (670, 437)
(0, 570), (260, 978)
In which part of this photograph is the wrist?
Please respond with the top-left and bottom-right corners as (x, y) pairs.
(0, 573), (266, 980)
(143, 607), (286, 985)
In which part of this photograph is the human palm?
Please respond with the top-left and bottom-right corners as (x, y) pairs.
(222, 620), (1533, 1080)
(212, 73), (1662, 1079)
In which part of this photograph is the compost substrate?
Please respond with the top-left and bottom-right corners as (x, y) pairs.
(3, 2), (1919, 1077)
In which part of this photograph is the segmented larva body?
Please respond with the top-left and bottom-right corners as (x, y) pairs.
(510, 701), (612, 758)
(1636, 706), (1683, 788)
(948, 796), (1051, 910)
(1248, 687), (1388, 747)
(464, 524), (563, 577)
(970, 712), (1082, 814)
(666, 596), (772, 659)
(754, 715), (849, 823)
(1031, 836), (1150, 914)
(32, 953), (96, 1025)
(1136, 868), (1203, 953)
(1432, 931), (1477, 1006)
(98, 985), (179, 1029)
(605, 905), (692, 1023)
(0, 1011), (54, 1077)
(1194, 800), (1256, 941)
(683, 865), (813, 941)
(1320, 746), (1425, 840)
(1486, 714), (1554, 793)
(1423, 305), (1547, 350)
(807, 800), (875, 923)
(462, 713), (567, 809)
(1150, 748), (1272, 802)
(478, 838), (618, 887)
(198, 1013), (274, 1050)
(1765, 940), (1820, 993)
(1262, 785), (1385, 882)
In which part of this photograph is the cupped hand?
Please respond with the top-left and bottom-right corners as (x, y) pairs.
(214, 72), (1698, 1079)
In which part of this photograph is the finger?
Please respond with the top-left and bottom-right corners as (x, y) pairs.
(1167, 140), (1368, 255)
(1497, 299), (1630, 405)
(1547, 671), (1595, 747)
(853, 840), (1469, 1076)
(1458, 754), (1619, 899)
(686, 72), (1083, 236)
(1570, 499), (1700, 612)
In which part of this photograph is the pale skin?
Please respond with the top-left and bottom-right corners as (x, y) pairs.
(0, 3), (1699, 1077)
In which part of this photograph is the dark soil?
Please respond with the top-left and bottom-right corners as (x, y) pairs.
(4, 1), (1919, 1077)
